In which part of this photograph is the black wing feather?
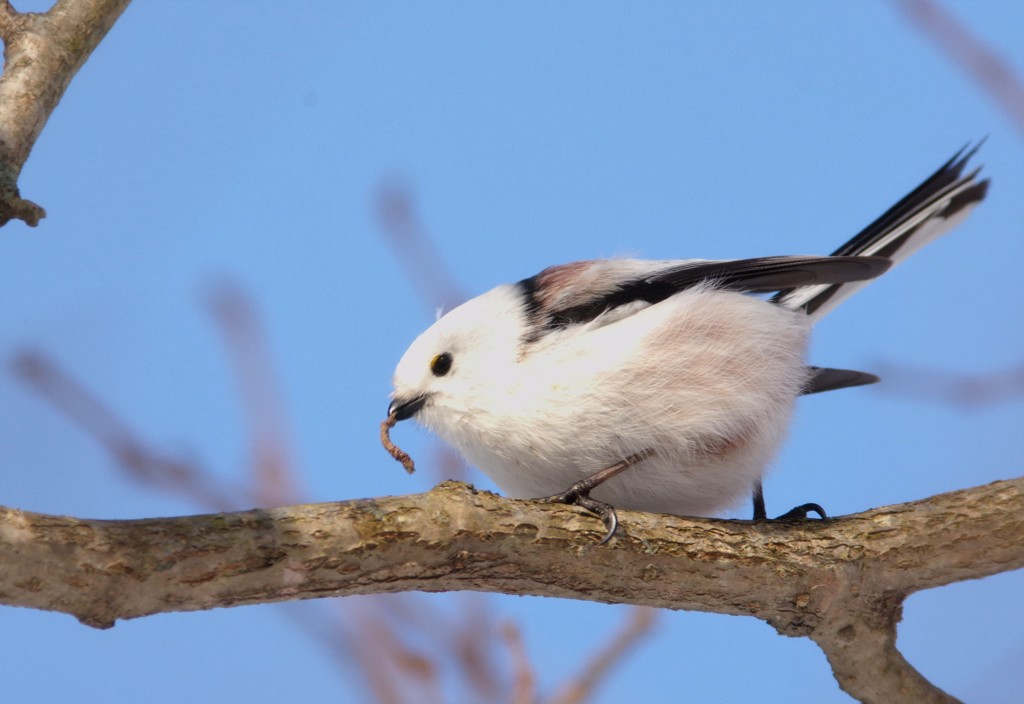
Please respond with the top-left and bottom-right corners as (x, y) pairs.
(522, 255), (890, 336)
(649, 255), (891, 294)
(802, 367), (880, 395)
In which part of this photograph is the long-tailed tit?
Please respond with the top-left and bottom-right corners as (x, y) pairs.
(385, 144), (989, 542)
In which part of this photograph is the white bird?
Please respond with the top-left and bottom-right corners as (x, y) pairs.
(387, 145), (989, 541)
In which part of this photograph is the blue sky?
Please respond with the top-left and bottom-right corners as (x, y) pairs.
(1, 2), (1022, 702)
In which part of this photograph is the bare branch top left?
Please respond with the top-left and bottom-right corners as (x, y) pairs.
(0, 0), (133, 227)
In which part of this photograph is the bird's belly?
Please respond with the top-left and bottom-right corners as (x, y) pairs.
(454, 413), (785, 517)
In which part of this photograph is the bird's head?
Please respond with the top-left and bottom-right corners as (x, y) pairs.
(388, 284), (525, 431)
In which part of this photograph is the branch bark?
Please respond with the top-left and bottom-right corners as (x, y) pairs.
(1, 477), (1021, 701)
(0, 0), (132, 226)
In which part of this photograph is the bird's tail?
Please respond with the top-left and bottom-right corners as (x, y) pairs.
(773, 142), (990, 318)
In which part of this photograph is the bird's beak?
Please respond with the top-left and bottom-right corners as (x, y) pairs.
(388, 394), (428, 421)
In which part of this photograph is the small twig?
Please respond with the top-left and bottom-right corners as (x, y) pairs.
(357, 606), (445, 704)
(433, 444), (469, 484)
(450, 594), (505, 702)
(891, 0), (1024, 133)
(548, 607), (657, 704)
(375, 178), (465, 313)
(874, 359), (1024, 408)
(206, 281), (303, 506)
(11, 349), (239, 510)
(502, 622), (536, 704)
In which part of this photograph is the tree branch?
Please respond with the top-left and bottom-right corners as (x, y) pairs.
(0, 0), (132, 227)
(1, 477), (1021, 703)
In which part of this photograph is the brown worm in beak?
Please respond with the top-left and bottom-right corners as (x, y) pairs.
(381, 411), (416, 474)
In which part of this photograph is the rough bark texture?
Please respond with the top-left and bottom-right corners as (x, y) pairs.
(0, 0), (132, 226)
(1, 477), (1021, 703)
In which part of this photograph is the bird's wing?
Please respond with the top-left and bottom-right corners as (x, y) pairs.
(518, 255), (890, 342)
(773, 142), (989, 317)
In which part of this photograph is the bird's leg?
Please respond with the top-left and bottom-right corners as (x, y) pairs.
(752, 479), (827, 521)
(542, 449), (655, 545)
(752, 480), (767, 521)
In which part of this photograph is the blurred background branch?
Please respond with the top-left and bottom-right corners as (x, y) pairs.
(892, 0), (1024, 133)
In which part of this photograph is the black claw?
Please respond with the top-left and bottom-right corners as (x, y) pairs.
(751, 481), (828, 522)
(543, 484), (621, 544)
(774, 503), (828, 520)
(575, 495), (619, 545)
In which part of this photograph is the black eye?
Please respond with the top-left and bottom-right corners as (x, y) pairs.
(430, 352), (452, 377)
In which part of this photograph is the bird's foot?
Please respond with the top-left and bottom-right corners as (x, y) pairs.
(752, 480), (828, 521)
(772, 502), (827, 520)
(541, 449), (654, 545)
(543, 485), (619, 546)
